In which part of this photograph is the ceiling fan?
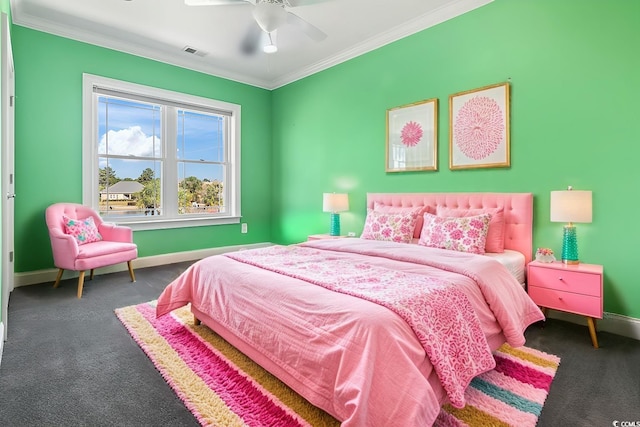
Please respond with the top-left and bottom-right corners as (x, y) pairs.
(184, 0), (327, 54)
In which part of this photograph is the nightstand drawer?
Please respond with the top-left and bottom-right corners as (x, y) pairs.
(529, 286), (603, 318)
(528, 267), (601, 297)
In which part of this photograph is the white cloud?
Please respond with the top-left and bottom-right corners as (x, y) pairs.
(98, 126), (161, 157)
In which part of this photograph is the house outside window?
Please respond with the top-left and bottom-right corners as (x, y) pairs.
(82, 74), (241, 230)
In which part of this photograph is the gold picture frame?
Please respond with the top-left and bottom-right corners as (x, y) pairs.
(449, 82), (510, 170)
(386, 98), (438, 172)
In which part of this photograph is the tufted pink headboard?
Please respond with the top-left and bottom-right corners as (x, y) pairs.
(367, 192), (534, 264)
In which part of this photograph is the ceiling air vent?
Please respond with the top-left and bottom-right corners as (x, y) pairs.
(183, 46), (207, 57)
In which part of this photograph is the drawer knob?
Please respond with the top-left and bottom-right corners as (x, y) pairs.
(558, 277), (564, 281)
(558, 296), (563, 301)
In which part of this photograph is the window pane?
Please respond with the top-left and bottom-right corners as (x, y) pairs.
(98, 96), (162, 157)
(178, 162), (225, 215)
(86, 75), (240, 228)
(98, 158), (162, 218)
(177, 109), (224, 162)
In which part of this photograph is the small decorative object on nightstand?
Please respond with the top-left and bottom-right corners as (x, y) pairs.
(535, 248), (556, 263)
(527, 260), (603, 348)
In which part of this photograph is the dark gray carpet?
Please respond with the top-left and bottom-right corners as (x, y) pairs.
(0, 262), (638, 426)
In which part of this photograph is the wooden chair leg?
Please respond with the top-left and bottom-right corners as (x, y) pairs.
(127, 261), (136, 282)
(89, 269), (95, 280)
(53, 269), (64, 288)
(77, 271), (86, 299)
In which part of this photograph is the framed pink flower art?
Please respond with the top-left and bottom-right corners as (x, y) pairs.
(385, 98), (438, 172)
(449, 82), (510, 170)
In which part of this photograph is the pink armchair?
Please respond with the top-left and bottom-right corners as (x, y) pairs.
(45, 203), (138, 298)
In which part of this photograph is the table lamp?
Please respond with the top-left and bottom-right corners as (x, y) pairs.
(323, 193), (349, 236)
(550, 186), (592, 264)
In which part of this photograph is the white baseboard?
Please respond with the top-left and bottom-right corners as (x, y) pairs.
(547, 310), (640, 342)
(0, 321), (4, 368)
(14, 242), (273, 288)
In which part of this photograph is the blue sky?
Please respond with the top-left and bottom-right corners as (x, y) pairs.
(98, 97), (225, 182)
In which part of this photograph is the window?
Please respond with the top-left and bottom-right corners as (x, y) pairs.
(82, 74), (241, 230)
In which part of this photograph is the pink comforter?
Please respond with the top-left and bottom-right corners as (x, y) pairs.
(156, 238), (544, 426)
(226, 245), (495, 409)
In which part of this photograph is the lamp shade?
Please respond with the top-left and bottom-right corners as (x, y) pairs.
(323, 193), (349, 213)
(550, 190), (592, 223)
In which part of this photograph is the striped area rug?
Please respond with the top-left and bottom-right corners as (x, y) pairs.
(435, 344), (560, 426)
(116, 301), (560, 427)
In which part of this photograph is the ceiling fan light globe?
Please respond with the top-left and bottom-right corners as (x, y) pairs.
(253, 2), (287, 33)
(263, 44), (278, 53)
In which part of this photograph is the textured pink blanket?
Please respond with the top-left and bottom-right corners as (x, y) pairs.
(226, 245), (495, 408)
(302, 238), (544, 348)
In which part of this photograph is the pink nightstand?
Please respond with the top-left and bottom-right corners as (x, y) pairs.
(527, 260), (603, 348)
(307, 234), (348, 241)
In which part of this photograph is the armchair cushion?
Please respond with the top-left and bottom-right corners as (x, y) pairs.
(63, 214), (102, 245)
(77, 241), (137, 260)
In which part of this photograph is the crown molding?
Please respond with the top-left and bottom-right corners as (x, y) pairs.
(12, 0), (492, 90)
(11, 0), (273, 88)
(270, 0), (493, 89)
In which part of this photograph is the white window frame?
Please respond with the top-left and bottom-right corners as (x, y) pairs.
(82, 73), (241, 231)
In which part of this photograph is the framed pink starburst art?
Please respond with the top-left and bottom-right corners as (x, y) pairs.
(386, 98), (438, 172)
(449, 82), (510, 170)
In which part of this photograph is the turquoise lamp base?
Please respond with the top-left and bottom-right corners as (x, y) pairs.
(561, 224), (579, 264)
(329, 213), (341, 236)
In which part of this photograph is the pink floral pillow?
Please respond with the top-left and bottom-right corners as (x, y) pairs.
(418, 212), (491, 254)
(62, 215), (103, 245)
(373, 203), (431, 238)
(361, 210), (419, 244)
(436, 206), (505, 253)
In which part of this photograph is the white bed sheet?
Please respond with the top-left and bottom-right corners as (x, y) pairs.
(485, 249), (526, 285)
(408, 240), (526, 285)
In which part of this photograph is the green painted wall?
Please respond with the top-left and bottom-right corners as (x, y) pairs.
(12, 26), (273, 272)
(272, 0), (640, 318)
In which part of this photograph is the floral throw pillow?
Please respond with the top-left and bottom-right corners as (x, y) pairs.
(62, 215), (103, 245)
(418, 212), (491, 254)
(436, 206), (505, 253)
(372, 203), (429, 238)
(360, 210), (418, 244)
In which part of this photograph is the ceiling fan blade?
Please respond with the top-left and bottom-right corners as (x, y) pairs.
(253, 2), (288, 33)
(184, 0), (254, 6)
(286, 11), (327, 42)
(239, 22), (263, 56)
(285, 0), (330, 7)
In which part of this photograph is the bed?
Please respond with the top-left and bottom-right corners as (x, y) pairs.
(156, 192), (544, 426)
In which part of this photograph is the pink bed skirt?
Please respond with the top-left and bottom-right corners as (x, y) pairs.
(190, 305), (509, 423)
